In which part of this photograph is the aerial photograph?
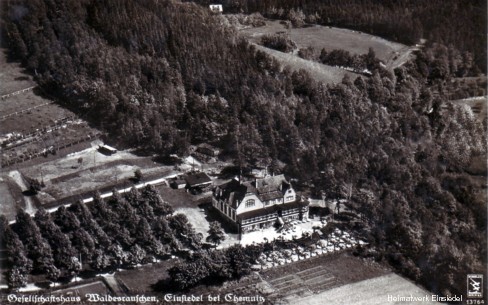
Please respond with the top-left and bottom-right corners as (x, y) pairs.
(0, 0), (486, 304)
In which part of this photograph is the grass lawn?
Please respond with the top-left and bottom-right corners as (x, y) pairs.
(241, 20), (407, 62)
(450, 96), (487, 123)
(253, 44), (354, 84)
(155, 185), (196, 208)
(0, 49), (36, 95)
(53, 280), (112, 296)
(294, 273), (441, 305)
(155, 185), (240, 245)
(0, 177), (24, 220)
(115, 259), (178, 294)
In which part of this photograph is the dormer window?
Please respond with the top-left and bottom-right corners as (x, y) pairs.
(245, 199), (255, 208)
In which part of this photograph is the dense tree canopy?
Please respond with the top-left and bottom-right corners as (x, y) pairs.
(4, 186), (201, 289)
(2, 0), (486, 296)
(189, 0), (487, 72)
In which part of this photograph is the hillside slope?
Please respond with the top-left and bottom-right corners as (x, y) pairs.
(2, 0), (486, 297)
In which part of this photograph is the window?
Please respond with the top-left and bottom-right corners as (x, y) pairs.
(286, 196), (294, 202)
(245, 199), (255, 208)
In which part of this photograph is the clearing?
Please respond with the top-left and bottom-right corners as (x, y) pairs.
(0, 49), (36, 95)
(240, 20), (414, 72)
(449, 95), (487, 122)
(0, 49), (101, 169)
(16, 141), (174, 205)
(0, 176), (25, 221)
(253, 44), (355, 84)
(294, 273), (440, 305)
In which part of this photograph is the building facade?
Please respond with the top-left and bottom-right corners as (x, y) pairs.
(212, 175), (309, 233)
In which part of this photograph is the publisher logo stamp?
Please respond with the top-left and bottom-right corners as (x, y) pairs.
(467, 274), (483, 298)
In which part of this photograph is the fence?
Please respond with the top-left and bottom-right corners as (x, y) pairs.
(2, 115), (77, 148)
(0, 101), (55, 121)
(1, 133), (100, 168)
(0, 86), (36, 100)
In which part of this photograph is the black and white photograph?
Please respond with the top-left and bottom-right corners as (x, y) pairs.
(0, 1), (486, 304)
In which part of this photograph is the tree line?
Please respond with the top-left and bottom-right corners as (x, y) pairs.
(188, 0), (486, 73)
(0, 186), (202, 290)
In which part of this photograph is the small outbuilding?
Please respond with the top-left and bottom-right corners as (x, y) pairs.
(197, 143), (220, 157)
(98, 144), (117, 155)
(209, 4), (223, 13)
(185, 172), (212, 191)
(170, 179), (187, 189)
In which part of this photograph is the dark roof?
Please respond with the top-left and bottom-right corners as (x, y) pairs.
(258, 190), (283, 201)
(255, 174), (291, 201)
(171, 179), (186, 185)
(237, 200), (308, 222)
(214, 179), (256, 208)
(185, 172), (212, 187)
(214, 175), (294, 207)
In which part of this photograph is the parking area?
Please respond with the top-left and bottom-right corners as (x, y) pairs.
(253, 226), (367, 270)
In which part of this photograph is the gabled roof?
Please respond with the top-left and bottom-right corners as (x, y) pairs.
(255, 174), (291, 201)
(185, 172), (212, 187)
(214, 179), (256, 208)
(258, 190), (283, 201)
(214, 175), (294, 207)
(172, 179), (186, 185)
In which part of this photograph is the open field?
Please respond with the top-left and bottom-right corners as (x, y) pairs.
(0, 179), (19, 215)
(240, 19), (416, 84)
(0, 49), (36, 95)
(0, 176), (25, 220)
(186, 252), (392, 304)
(294, 273), (440, 305)
(0, 94), (70, 134)
(449, 95), (487, 122)
(52, 279), (112, 296)
(253, 44), (355, 84)
(17, 142), (174, 205)
(116, 258), (178, 295)
(0, 50), (102, 169)
(240, 20), (412, 69)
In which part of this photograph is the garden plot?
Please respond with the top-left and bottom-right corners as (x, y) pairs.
(17, 144), (172, 205)
(257, 252), (390, 303)
(0, 49), (102, 169)
(294, 273), (441, 305)
(0, 91), (71, 135)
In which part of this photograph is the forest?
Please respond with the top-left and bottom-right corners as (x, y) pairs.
(1, 0), (486, 297)
(188, 0), (487, 73)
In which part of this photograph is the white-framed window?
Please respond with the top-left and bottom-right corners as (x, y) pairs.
(286, 196), (294, 202)
(245, 199), (255, 208)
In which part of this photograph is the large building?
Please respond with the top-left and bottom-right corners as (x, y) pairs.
(212, 174), (309, 233)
